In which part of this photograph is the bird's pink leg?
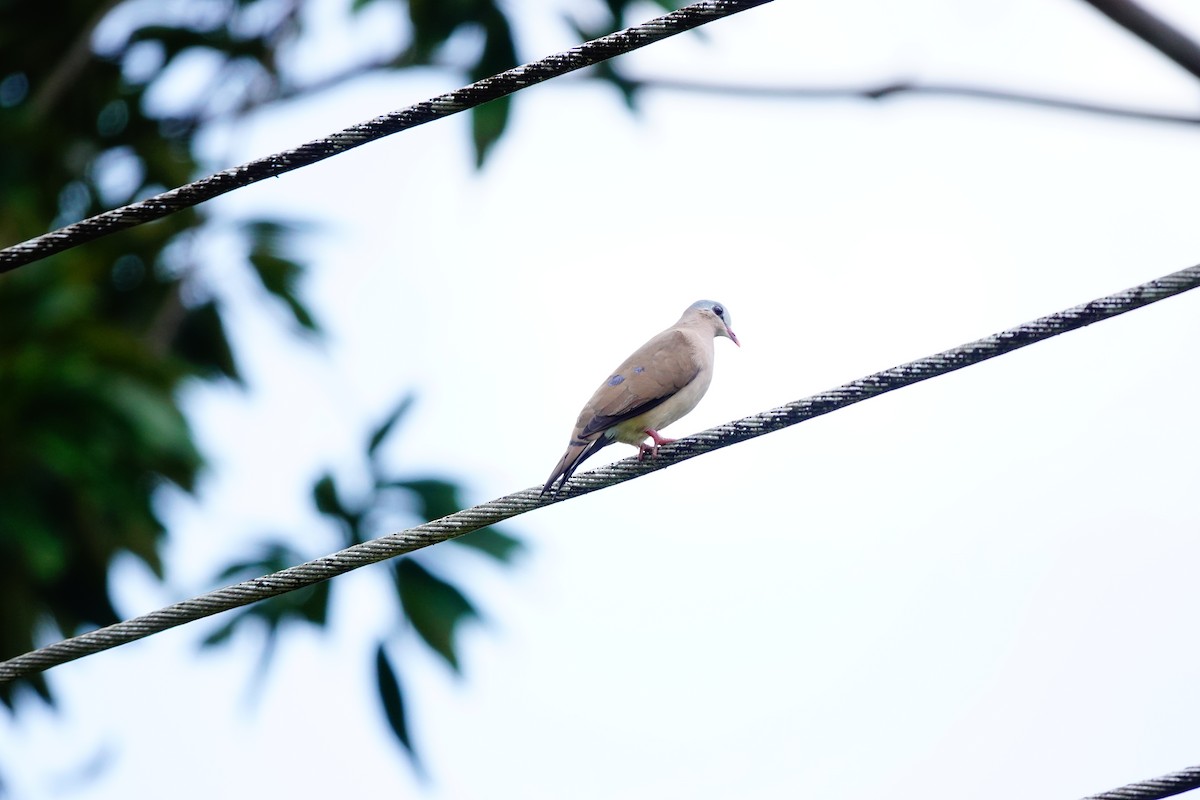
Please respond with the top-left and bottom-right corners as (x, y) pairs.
(638, 429), (676, 460)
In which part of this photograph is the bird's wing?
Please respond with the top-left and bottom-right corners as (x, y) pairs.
(577, 329), (703, 438)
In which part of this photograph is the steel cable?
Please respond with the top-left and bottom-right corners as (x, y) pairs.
(0, 0), (773, 273)
(1081, 764), (1200, 799)
(2, 263), (1197, 683)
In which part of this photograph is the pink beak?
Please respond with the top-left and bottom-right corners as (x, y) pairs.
(727, 327), (740, 347)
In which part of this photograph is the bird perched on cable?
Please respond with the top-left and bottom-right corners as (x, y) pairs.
(542, 300), (739, 495)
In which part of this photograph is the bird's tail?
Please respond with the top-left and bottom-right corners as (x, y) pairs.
(541, 436), (612, 495)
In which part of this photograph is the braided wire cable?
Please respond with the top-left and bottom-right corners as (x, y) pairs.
(1081, 764), (1200, 800)
(1, 263), (1197, 683)
(0, 0), (773, 273)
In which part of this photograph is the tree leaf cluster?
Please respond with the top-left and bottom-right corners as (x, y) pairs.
(0, 0), (650, 767)
(0, 0), (320, 702)
(199, 397), (523, 765)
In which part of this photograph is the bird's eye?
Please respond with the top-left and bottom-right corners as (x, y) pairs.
(712, 305), (724, 318)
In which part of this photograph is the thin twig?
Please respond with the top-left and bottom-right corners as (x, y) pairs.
(184, 63), (1200, 130)
(621, 76), (1200, 126)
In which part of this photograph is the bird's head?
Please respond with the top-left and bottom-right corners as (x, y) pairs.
(688, 299), (740, 347)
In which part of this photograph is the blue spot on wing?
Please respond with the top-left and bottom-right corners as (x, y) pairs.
(608, 374), (625, 386)
(632, 366), (645, 374)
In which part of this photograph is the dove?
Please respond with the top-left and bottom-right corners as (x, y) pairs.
(542, 300), (739, 495)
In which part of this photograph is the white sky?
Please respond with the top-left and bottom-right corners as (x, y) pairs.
(5, 0), (1200, 798)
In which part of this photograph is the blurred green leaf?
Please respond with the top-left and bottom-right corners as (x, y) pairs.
(200, 615), (241, 648)
(471, 97), (510, 168)
(279, 292), (318, 332)
(197, 585), (332, 678)
(211, 541), (304, 582)
(205, 542), (332, 629)
(375, 643), (417, 759)
(247, 250), (319, 333)
(396, 559), (477, 672)
(313, 472), (366, 543)
(246, 250), (298, 287)
(367, 394), (415, 458)
(449, 527), (523, 563)
(405, 0), (464, 61)
(241, 219), (300, 249)
(313, 473), (347, 518)
(565, 18), (641, 109)
(100, 375), (200, 470)
(200, 541), (331, 677)
(593, 61), (641, 110)
(244, 220), (320, 333)
(383, 478), (460, 521)
(469, 10), (517, 166)
(172, 299), (241, 383)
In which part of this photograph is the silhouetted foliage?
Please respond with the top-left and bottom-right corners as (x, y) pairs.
(202, 397), (521, 763)
(0, 0), (671, 774)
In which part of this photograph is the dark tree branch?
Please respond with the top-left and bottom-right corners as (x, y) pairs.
(619, 75), (1200, 125)
(221, 59), (1200, 129)
(1079, 0), (1200, 83)
(163, 11), (1200, 138)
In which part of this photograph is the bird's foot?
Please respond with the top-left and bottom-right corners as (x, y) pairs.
(638, 429), (676, 460)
